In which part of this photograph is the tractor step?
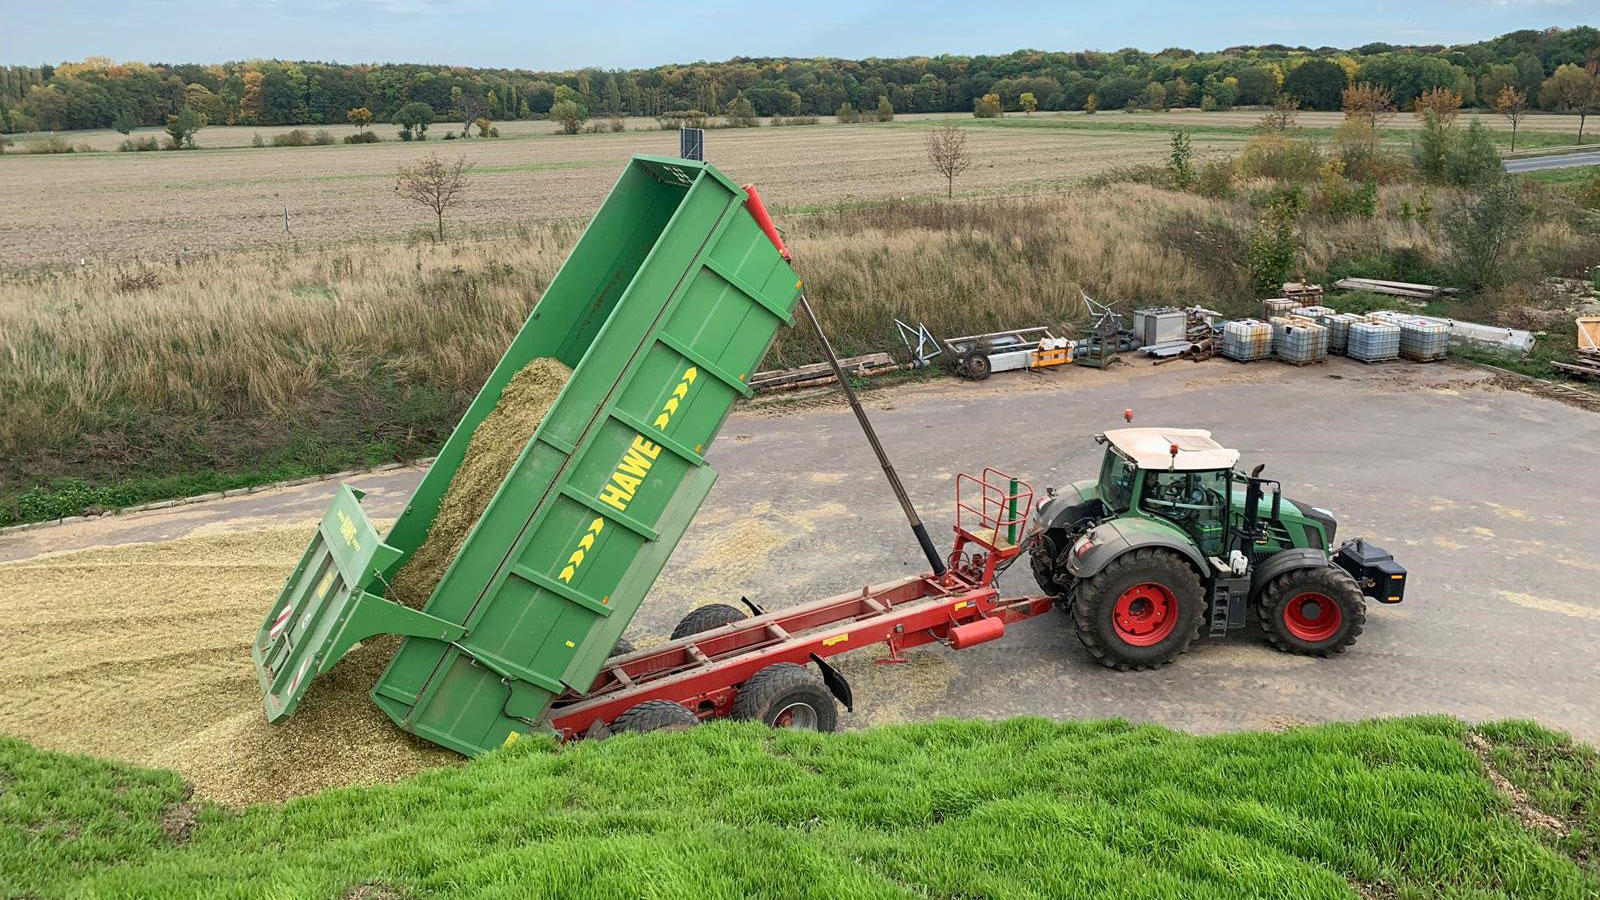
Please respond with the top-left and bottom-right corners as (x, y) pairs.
(1208, 576), (1251, 637)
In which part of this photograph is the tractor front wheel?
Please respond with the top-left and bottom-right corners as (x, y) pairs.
(1071, 548), (1203, 670)
(1258, 566), (1366, 657)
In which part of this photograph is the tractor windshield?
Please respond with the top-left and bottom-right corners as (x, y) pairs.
(1098, 447), (1138, 513)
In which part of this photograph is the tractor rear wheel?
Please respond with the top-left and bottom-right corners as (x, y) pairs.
(1071, 548), (1203, 670)
(611, 700), (699, 734)
(732, 663), (838, 732)
(671, 603), (747, 639)
(1258, 566), (1366, 657)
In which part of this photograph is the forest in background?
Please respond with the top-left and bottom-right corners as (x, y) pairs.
(1, 26), (1596, 133)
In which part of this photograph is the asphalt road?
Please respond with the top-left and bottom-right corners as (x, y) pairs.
(1505, 150), (1600, 173)
(6, 358), (1599, 741)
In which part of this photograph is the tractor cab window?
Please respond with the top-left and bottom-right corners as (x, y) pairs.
(1140, 468), (1229, 556)
(1098, 447), (1138, 513)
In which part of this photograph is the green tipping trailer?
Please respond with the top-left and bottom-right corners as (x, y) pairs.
(253, 155), (802, 755)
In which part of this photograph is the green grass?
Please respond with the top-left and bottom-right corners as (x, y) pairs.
(1518, 164), (1600, 188)
(2, 717), (1597, 899)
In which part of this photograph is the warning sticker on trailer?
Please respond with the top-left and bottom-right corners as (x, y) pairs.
(822, 634), (849, 647)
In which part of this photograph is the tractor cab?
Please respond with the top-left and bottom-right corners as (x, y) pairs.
(1096, 428), (1239, 558)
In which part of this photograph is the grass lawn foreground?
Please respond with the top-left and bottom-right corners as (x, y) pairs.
(2, 716), (1597, 899)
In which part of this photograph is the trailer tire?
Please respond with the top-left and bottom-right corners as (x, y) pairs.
(1258, 566), (1366, 657)
(611, 700), (699, 734)
(732, 663), (838, 732)
(1071, 548), (1203, 671)
(961, 349), (992, 381)
(609, 638), (635, 657)
(671, 603), (747, 639)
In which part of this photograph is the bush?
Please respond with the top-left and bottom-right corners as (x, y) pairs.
(271, 129), (312, 147)
(1238, 133), (1321, 181)
(607, 118), (623, 133)
(1444, 179), (1536, 290)
(489, 126), (500, 137)
(312, 130), (335, 145)
(117, 135), (161, 152)
(1194, 159), (1237, 199)
(836, 102), (860, 123)
(1444, 120), (1502, 188)
(973, 94), (1002, 118)
(250, 132), (265, 148)
(1574, 172), (1600, 211)
(770, 115), (819, 126)
(1248, 191), (1304, 295)
(23, 136), (75, 154)
(656, 110), (706, 129)
(343, 131), (381, 144)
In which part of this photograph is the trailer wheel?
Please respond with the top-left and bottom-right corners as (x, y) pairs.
(732, 663), (838, 732)
(1258, 566), (1366, 657)
(611, 700), (699, 734)
(610, 638), (635, 657)
(1071, 548), (1203, 671)
(961, 349), (992, 381)
(670, 603), (748, 639)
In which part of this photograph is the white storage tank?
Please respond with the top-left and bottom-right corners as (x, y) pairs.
(1222, 319), (1274, 361)
(1271, 317), (1329, 365)
(1348, 320), (1402, 362)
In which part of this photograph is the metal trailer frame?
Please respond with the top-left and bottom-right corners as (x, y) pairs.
(546, 469), (1050, 740)
(944, 327), (1072, 379)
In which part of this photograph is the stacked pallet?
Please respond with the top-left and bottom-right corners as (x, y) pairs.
(1553, 316), (1600, 380)
(1282, 282), (1324, 306)
(748, 353), (898, 393)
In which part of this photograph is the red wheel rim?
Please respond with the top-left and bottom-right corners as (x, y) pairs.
(1112, 582), (1178, 646)
(1284, 592), (1342, 643)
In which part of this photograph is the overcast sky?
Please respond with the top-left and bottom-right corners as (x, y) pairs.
(1, 1), (1593, 69)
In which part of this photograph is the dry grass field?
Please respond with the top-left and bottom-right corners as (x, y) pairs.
(4, 109), (1589, 267)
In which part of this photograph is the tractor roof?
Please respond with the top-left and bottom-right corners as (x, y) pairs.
(1103, 427), (1240, 471)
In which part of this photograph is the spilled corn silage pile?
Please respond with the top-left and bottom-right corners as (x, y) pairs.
(0, 357), (573, 806)
(389, 356), (572, 607)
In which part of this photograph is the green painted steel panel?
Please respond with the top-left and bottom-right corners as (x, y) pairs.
(255, 155), (800, 754)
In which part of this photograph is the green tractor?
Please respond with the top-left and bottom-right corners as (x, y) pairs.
(1029, 427), (1407, 670)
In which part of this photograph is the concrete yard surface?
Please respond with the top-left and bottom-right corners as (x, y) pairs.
(3, 357), (1597, 745)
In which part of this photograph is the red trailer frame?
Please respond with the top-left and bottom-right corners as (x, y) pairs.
(547, 470), (1052, 740)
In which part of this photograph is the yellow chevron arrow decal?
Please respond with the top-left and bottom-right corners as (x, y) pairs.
(558, 565), (576, 583)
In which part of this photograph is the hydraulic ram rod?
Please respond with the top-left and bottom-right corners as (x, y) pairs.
(796, 293), (947, 576)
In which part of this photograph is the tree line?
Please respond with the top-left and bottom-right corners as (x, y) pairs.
(1, 26), (1596, 134)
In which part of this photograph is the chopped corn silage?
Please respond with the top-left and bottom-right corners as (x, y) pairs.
(0, 526), (459, 806)
(389, 356), (572, 608)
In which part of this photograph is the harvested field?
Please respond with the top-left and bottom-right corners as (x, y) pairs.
(0, 526), (459, 805)
(389, 357), (571, 607)
(0, 117), (1244, 266)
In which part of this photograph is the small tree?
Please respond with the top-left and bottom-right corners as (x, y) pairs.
(924, 122), (972, 198)
(347, 107), (374, 132)
(112, 107), (140, 135)
(550, 99), (586, 134)
(875, 95), (894, 122)
(725, 95), (758, 127)
(1444, 179), (1533, 290)
(1168, 129), (1195, 189)
(1257, 94), (1300, 132)
(395, 101), (434, 141)
(395, 153), (473, 242)
(1342, 83), (1395, 130)
(1495, 86), (1529, 152)
(1019, 92), (1037, 115)
(163, 106), (204, 150)
(474, 116), (493, 137)
(1540, 63), (1598, 143)
(973, 93), (1002, 118)
(1083, 94), (1098, 115)
(835, 101), (860, 123)
(1412, 87), (1462, 126)
(1248, 191), (1304, 296)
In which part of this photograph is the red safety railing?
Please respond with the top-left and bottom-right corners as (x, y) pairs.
(950, 469), (1033, 586)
